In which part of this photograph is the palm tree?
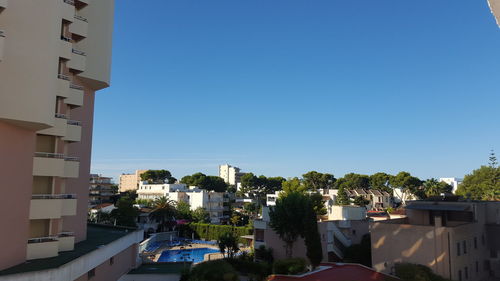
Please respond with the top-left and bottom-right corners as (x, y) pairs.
(149, 197), (177, 232)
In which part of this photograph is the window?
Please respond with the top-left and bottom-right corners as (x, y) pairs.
(109, 257), (114, 265)
(463, 241), (467, 254)
(255, 229), (265, 242)
(474, 237), (477, 249)
(476, 261), (479, 273)
(88, 268), (96, 279)
(457, 242), (461, 256)
(458, 270), (462, 281)
(465, 267), (468, 279)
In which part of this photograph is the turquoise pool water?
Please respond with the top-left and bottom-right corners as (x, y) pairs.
(157, 247), (220, 263)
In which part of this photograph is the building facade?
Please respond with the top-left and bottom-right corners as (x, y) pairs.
(89, 174), (116, 207)
(0, 1), (144, 280)
(119, 170), (147, 192)
(218, 164), (245, 186)
(439, 177), (463, 194)
(371, 200), (500, 280)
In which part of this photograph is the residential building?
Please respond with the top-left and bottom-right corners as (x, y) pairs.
(346, 189), (391, 210)
(254, 206), (369, 262)
(219, 164), (246, 186)
(268, 263), (399, 281)
(0, 1), (144, 280)
(119, 170), (147, 192)
(89, 174), (117, 206)
(371, 199), (500, 280)
(439, 177), (463, 194)
(393, 187), (419, 206)
(489, 0), (500, 27)
(137, 182), (229, 224)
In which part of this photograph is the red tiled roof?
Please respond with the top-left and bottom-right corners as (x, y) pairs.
(268, 263), (399, 281)
(94, 203), (113, 209)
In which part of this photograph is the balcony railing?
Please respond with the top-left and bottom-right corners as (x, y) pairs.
(74, 14), (87, 22)
(55, 113), (67, 119)
(67, 119), (81, 126)
(72, 49), (86, 56)
(70, 83), (84, 90)
(57, 74), (70, 81)
(65, 156), (79, 162)
(32, 194), (77, 200)
(28, 236), (58, 244)
(58, 231), (75, 237)
(61, 36), (72, 42)
(63, 0), (75, 5)
(34, 152), (65, 159)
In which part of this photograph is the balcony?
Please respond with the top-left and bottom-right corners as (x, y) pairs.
(0, 0), (7, 9)
(60, 0), (75, 22)
(33, 153), (80, 178)
(58, 232), (75, 251)
(70, 14), (88, 37)
(67, 49), (86, 72)
(75, 0), (89, 5)
(27, 237), (59, 260)
(37, 114), (67, 137)
(29, 194), (77, 219)
(62, 119), (81, 142)
(57, 74), (71, 98)
(0, 30), (5, 62)
(59, 38), (72, 60)
(65, 84), (84, 106)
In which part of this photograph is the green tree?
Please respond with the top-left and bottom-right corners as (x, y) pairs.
(176, 201), (192, 220)
(217, 231), (240, 258)
(302, 171), (336, 191)
(150, 197), (177, 232)
(281, 178), (308, 195)
(343, 234), (372, 267)
(423, 178), (452, 197)
(369, 172), (393, 193)
(302, 197), (323, 268)
(353, 195), (370, 207)
(490, 149), (498, 168)
(181, 173), (228, 192)
(140, 170), (176, 184)
(192, 207), (211, 223)
(240, 173), (285, 199)
(308, 192), (327, 216)
(336, 185), (350, 205)
(110, 196), (139, 227)
(335, 173), (370, 190)
(390, 172), (423, 203)
(456, 166), (500, 200)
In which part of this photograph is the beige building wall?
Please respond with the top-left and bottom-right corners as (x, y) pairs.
(119, 170), (146, 192)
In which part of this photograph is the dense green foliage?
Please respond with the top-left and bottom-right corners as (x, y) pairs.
(140, 169), (176, 184)
(343, 234), (372, 267)
(273, 258), (307, 275)
(302, 171), (336, 190)
(240, 173), (286, 203)
(456, 166), (500, 200)
(353, 195), (370, 207)
(187, 260), (238, 281)
(191, 207), (210, 223)
(369, 172), (392, 193)
(226, 254), (271, 281)
(255, 245), (274, 264)
(109, 196), (139, 227)
(217, 232), (240, 258)
(176, 201), (193, 220)
(395, 263), (451, 281)
(336, 185), (350, 205)
(302, 197), (323, 267)
(181, 172), (228, 192)
(335, 173), (370, 190)
(149, 196), (177, 232)
(423, 178), (452, 197)
(180, 222), (252, 243)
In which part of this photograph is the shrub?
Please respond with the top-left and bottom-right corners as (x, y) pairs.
(255, 245), (274, 264)
(188, 260), (238, 281)
(226, 255), (271, 281)
(395, 263), (451, 281)
(273, 258), (307, 275)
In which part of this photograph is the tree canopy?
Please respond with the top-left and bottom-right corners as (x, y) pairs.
(110, 196), (139, 227)
(240, 173), (285, 197)
(302, 171), (336, 190)
(181, 172), (228, 192)
(423, 178), (452, 197)
(140, 170), (176, 184)
(335, 173), (370, 190)
(192, 207), (211, 223)
(456, 166), (500, 201)
(150, 196), (177, 232)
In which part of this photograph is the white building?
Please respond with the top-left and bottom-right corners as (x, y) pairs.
(137, 182), (228, 224)
(439, 177), (463, 194)
(219, 164), (246, 186)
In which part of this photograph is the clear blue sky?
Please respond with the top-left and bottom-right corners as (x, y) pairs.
(91, 0), (500, 182)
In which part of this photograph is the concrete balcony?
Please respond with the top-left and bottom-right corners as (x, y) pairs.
(59, 39), (72, 60)
(70, 15), (88, 37)
(60, 0), (75, 22)
(62, 120), (81, 142)
(37, 114), (67, 137)
(76, 0), (89, 5)
(27, 237), (59, 260)
(67, 49), (86, 72)
(57, 74), (71, 98)
(66, 84), (84, 107)
(0, 30), (5, 62)
(33, 153), (80, 178)
(29, 194), (77, 219)
(58, 232), (75, 252)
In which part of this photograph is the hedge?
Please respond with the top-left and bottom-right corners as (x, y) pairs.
(395, 263), (451, 281)
(273, 258), (307, 275)
(180, 223), (253, 243)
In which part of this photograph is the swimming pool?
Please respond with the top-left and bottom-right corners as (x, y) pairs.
(157, 247), (220, 263)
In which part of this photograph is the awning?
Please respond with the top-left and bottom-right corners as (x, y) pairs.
(406, 204), (469, 211)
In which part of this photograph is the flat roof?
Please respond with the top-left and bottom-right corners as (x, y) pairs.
(268, 263), (400, 281)
(0, 224), (136, 276)
(127, 262), (192, 275)
(406, 204), (469, 211)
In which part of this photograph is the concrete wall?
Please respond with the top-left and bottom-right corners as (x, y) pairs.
(0, 121), (35, 270)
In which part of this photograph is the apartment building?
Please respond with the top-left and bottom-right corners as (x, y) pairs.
(0, 1), (143, 280)
(254, 206), (369, 262)
(371, 199), (500, 281)
(219, 164), (246, 186)
(137, 182), (229, 224)
(439, 177), (463, 194)
(119, 170), (147, 192)
(89, 174), (117, 206)
(346, 189), (391, 210)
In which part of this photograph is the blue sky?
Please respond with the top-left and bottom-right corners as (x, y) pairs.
(91, 0), (500, 182)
